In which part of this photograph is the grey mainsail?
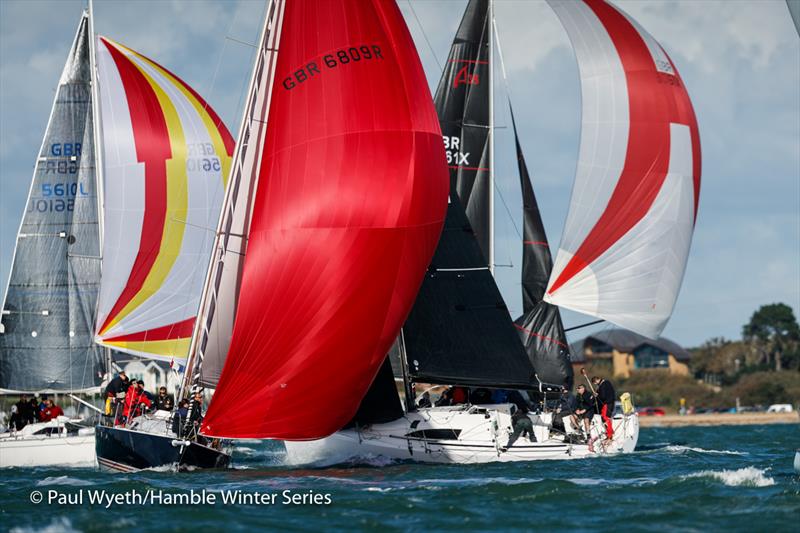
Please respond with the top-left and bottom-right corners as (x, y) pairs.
(788, 0), (800, 37)
(0, 14), (104, 392)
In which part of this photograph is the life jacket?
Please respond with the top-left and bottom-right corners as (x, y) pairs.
(39, 405), (64, 422)
(452, 387), (468, 404)
(123, 388), (152, 417)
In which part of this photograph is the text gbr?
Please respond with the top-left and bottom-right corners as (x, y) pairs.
(282, 44), (384, 90)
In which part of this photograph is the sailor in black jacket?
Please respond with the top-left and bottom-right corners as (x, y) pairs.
(592, 376), (616, 440)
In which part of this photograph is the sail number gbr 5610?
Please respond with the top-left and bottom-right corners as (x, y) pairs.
(282, 44), (384, 90)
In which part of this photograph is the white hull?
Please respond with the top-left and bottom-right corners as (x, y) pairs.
(794, 450), (800, 474)
(285, 404), (639, 466)
(0, 417), (96, 468)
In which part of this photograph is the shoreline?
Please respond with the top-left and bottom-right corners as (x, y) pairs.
(638, 411), (799, 427)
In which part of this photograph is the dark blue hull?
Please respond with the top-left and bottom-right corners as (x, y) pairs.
(95, 425), (231, 472)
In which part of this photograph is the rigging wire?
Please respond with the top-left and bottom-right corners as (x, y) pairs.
(406, 1), (444, 73)
(408, 1), (524, 247)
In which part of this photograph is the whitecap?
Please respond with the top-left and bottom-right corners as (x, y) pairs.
(10, 517), (80, 533)
(567, 477), (659, 486)
(651, 445), (747, 456)
(142, 464), (179, 473)
(36, 476), (93, 487)
(683, 467), (775, 487)
(235, 446), (257, 454)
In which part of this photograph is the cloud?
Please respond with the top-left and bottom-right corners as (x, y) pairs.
(0, 0), (797, 349)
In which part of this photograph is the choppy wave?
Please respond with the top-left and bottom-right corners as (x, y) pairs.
(10, 517), (79, 533)
(683, 467), (776, 487)
(35, 476), (93, 487)
(566, 477), (660, 486)
(642, 444), (747, 456)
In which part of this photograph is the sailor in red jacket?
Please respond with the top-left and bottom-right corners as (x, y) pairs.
(122, 380), (153, 420)
(39, 399), (64, 422)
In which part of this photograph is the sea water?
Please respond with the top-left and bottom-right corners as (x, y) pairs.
(2, 424), (798, 532)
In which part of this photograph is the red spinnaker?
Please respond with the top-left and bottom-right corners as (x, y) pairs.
(201, 0), (448, 439)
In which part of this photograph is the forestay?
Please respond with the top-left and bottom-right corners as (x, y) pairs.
(544, 0), (701, 339)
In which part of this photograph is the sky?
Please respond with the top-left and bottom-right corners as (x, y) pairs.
(0, 0), (798, 349)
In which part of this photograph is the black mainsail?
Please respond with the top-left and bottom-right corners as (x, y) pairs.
(0, 14), (104, 392)
(509, 109), (572, 388)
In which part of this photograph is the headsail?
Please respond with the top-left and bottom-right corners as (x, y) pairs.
(192, 0), (283, 389)
(93, 37), (234, 363)
(544, 0), (702, 339)
(0, 14), (105, 392)
(201, 0), (448, 439)
(509, 108), (572, 388)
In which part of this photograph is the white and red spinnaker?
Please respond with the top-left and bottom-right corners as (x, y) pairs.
(544, 0), (701, 339)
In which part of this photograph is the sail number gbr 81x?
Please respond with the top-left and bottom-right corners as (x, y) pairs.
(282, 44), (384, 90)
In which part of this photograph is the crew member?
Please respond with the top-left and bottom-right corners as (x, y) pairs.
(38, 395), (48, 413)
(417, 391), (432, 408)
(172, 399), (190, 436)
(501, 405), (535, 451)
(122, 380), (152, 422)
(571, 384), (594, 435)
(13, 395), (35, 429)
(154, 387), (175, 411)
(187, 392), (206, 443)
(39, 399), (64, 422)
(105, 372), (130, 416)
(554, 388), (577, 433)
(592, 376), (616, 441)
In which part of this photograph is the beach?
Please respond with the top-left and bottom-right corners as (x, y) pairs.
(638, 411), (799, 427)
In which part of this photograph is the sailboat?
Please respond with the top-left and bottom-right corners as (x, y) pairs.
(0, 10), (106, 469)
(284, 0), (701, 465)
(94, 0), (447, 470)
(1, 4), (235, 470)
(87, 22), (236, 472)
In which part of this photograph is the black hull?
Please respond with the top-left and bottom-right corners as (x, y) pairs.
(95, 425), (231, 472)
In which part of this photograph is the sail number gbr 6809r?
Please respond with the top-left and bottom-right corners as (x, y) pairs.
(282, 45), (384, 90)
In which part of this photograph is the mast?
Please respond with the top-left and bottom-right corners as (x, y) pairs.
(87, 0), (113, 380)
(398, 330), (415, 412)
(488, 0), (495, 275)
(87, 0), (103, 249)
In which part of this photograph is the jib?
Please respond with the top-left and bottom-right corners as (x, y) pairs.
(51, 143), (81, 157)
